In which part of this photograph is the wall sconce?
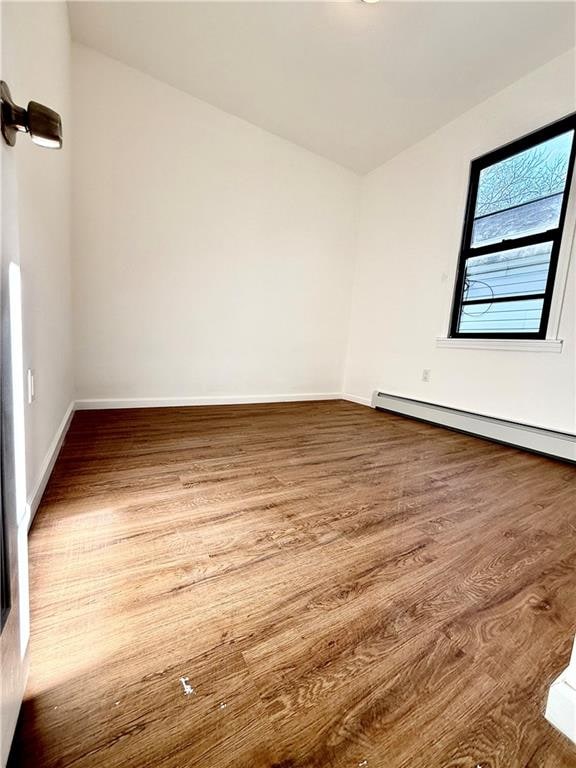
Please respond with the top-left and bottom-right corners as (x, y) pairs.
(0, 81), (62, 149)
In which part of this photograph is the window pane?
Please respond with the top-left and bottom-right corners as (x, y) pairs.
(462, 242), (552, 302)
(475, 131), (573, 217)
(457, 298), (544, 334)
(471, 131), (574, 247)
(472, 193), (563, 247)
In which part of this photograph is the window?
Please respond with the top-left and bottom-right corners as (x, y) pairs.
(450, 114), (576, 339)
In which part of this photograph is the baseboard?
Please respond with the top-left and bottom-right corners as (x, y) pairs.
(25, 392), (574, 527)
(546, 669), (576, 745)
(74, 393), (343, 410)
(372, 391), (575, 462)
(25, 394), (341, 527)
(342, 393), (373, 408)
(26, 401), (75, 528)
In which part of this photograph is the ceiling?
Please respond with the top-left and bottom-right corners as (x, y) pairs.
(68, 2), (575, 174)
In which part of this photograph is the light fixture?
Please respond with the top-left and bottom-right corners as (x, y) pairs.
(0, 81), (62, 149)
(361, 0), (381, 3)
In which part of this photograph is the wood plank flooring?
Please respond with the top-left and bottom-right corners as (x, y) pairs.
(7, 400), (576, 767)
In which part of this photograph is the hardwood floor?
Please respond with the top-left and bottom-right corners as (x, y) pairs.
(8, 400), (576, 767)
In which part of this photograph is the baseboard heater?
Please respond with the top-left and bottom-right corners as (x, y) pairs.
(372, 391), (575, 463)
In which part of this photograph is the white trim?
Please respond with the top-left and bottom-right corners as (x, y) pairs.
(25, 401), (74, 528)
(25, 394), (344, 525)
(74, 393), (342, 410)
(342, 393), (373, 408)
(22, 392), (574, 534)
(548, 154), (576, 339)
(546, 667), (576, 745)
(436, 337), (563, 353)
(372, 391), (575, 462)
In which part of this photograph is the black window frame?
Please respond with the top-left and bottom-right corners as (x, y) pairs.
(450, 112), (576, 340)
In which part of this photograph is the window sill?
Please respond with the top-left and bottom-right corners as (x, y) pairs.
(436, 337), (563, 353)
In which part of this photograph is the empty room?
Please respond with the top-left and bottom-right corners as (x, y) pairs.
(1, 1), (576, 766)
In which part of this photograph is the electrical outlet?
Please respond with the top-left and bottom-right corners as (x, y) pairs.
(422, 368), (431, 383)
(27, 369), (35, 404)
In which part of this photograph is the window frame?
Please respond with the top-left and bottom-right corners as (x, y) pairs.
(450, 112), (576, 340)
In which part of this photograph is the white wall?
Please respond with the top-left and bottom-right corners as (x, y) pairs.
(344, 50), (576, 433)
(2, 2), (73, 513)
(5, 27), (570, 434)
(72, 44), (358, 403)
(1, 3), (71, 763)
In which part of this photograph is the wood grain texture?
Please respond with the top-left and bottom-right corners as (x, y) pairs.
(8, 400), (576, 767)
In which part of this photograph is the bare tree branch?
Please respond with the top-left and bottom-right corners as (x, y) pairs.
(476, 147), (568, 217)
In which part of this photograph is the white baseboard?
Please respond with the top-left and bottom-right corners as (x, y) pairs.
(372, 391), (575, 462)
(26, 395), (344, 526)
(546, 669), (576, 745)
(74, 393), (343, 410)
(342, 393), (373, 408)
(26, 400), (75, 528)
(23, 391), (573, 531)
